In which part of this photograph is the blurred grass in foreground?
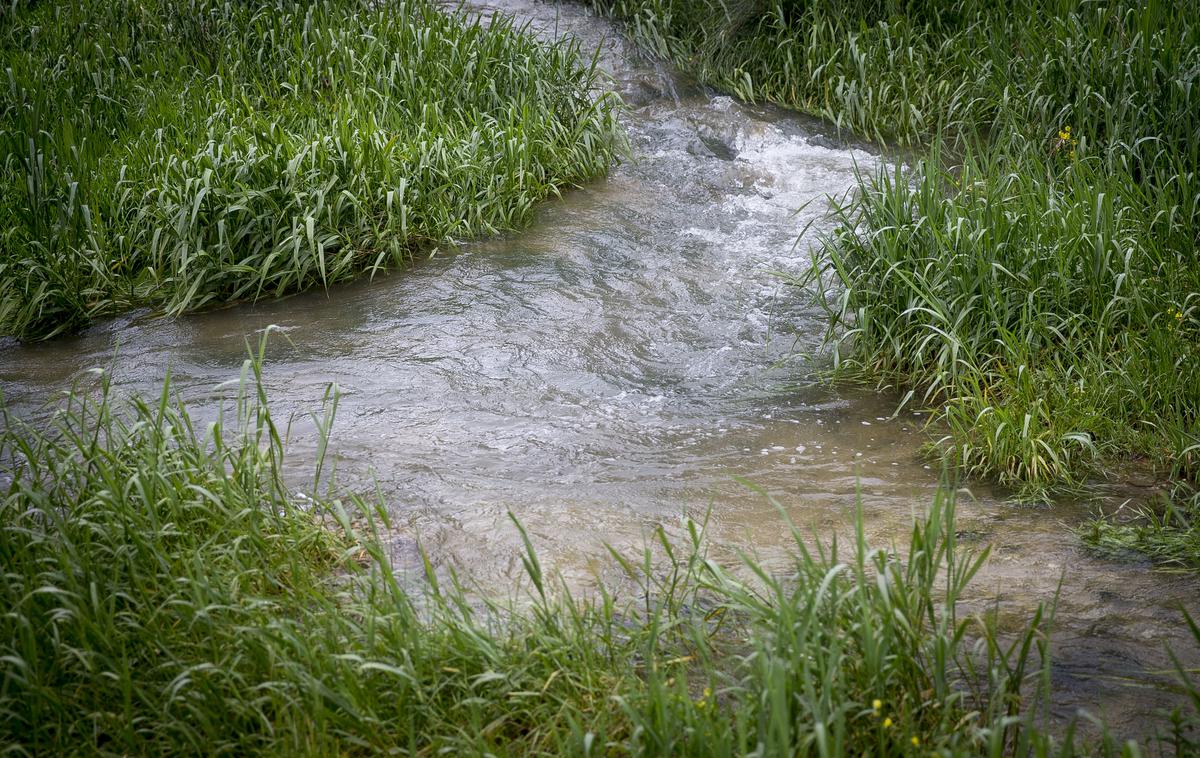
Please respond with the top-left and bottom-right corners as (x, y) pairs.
(1, 345), (1197, 753)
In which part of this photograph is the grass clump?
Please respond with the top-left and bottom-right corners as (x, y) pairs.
(588, 0), (1200, 563)
(1080, 489), (1200, 571)
(587, 0), (1198, 155)
(0, 0), (621, 340)
(7, 352), (1197, 753)
(813, 143), (1200, 502)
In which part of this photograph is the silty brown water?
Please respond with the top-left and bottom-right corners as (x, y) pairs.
(1, 0), (1196, 742)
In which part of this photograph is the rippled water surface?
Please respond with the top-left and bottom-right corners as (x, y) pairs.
(2, 0), (1196, 741)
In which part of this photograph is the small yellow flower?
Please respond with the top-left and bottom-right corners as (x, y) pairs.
(1054, 125), (1078, 158)
(872, 699), (882, 711)
(883, 717), (894, 728)
(911, 736), (921, 747)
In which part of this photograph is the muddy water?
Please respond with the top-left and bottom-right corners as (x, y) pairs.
(2, 0), (1197, 742)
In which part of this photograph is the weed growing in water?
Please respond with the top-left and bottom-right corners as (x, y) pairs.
(1080, 488), (1200, 571)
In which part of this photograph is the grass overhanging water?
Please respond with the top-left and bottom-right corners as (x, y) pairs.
(585, 0), (1200, 569)
(0, 0), (622, 340)
(1, 350), (1197, 754)
(2, 0), (1198, 751)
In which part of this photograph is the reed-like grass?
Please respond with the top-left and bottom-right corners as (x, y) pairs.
(590, 0), (1200, 566)
(811, 143), (1200, 500)
(1080, 489), (1200, 572)
(5, 352), (1196, 753)
(589, 0), (1198, 157)
(0, 0), (621, 340)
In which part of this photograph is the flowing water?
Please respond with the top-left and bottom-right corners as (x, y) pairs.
(2, 0), (1197, 742)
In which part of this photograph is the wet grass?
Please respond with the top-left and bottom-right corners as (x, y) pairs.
(1080, 490), (1200, 572)
(0, 0), (621, 341)
(3, 350), (1197, 754)
(588, 0), (1200, 567)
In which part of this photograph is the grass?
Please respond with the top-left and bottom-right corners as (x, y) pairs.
(2, 0), (1196, 751)
(3, 346), (1196, 754)
(0, 0), (621, 341)
(586, 0), (1200, 567)
(1079, 488), (1200, 572)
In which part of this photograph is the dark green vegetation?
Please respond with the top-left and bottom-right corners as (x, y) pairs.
(0, 0), (620, 340)
(590, 0), (1200, 567)
(2, 353), (1196, 754)
(1080, 489), (1200, 571)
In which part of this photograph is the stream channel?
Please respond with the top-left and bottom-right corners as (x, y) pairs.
(1, 0), (1197, 743)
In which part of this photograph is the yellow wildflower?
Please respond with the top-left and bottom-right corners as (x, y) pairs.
(911, 736), (921, 747)
(872, 699), (882, 711)
(883, 717), (893, 728)
(1054, 124), (1077, 158)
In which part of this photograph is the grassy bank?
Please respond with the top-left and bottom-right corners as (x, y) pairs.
(2, 355), (1190, 753)
(3, 355), (1195, 753)
(0, 0), (621, 341)
(588, 0), (1200, 567)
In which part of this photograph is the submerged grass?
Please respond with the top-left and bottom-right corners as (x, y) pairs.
(4, 351), (1197, 753)
(1080, 489), (1200, 572)
(588, 0), (1200, 566)
(0, 0), (621, 340)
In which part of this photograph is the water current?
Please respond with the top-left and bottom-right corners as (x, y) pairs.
(1, 0), (1197, 742)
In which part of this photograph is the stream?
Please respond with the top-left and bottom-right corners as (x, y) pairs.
(2, 0), (1197, 743)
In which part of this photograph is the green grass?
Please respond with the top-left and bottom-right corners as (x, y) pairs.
(4, 347), (1196, 754)
(1079, 488), (1200, 571)
(0, 0), (621, 340)
(810, 143), (1200, 502)
(587, 0), (1200, 566)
